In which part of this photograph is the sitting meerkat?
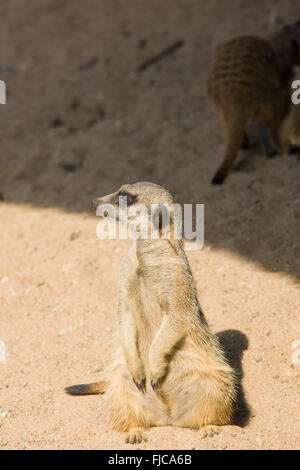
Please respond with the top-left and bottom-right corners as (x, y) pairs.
(66, 182), (237, 443)
(207, 17), (300, 184)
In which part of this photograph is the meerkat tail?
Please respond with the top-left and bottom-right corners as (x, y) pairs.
(65, 381), (107, 395)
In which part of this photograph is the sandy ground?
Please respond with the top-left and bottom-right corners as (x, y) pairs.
(0, 0), (299, 450)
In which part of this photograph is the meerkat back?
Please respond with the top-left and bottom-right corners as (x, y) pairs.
(207, 35), (291, 184)
(208, 36), (279, 108)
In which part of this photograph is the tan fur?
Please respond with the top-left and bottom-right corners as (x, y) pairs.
(208, 18), (300, 184)
(66, 182), (237, 443)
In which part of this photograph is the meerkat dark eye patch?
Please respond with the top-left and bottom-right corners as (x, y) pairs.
(114, 191), (137, 206)
(152, 205), (170, 230)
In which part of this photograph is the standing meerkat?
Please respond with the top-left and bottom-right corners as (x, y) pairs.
(66, 182), (237, 443)
(207, 18), (300, 184)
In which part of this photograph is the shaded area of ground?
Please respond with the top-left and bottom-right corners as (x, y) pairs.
(0, 0), (299, 450)
(0, 0), (300, 280)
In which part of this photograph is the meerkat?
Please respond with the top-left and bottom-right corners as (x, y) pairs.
(207, 18), (300, 184)
(66, 182), (237, 443)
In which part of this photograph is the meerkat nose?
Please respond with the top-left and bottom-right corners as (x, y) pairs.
(90, 199), (98, 209)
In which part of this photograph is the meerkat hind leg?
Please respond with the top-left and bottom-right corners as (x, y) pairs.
(106, 359), (167, 443)
(240, 131), (252, 150)
(211, 110), (248, 184)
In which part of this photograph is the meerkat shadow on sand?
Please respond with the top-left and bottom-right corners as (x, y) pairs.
(217, 329), (251, 428)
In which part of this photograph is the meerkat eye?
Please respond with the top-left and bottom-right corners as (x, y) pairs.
(115, 191), (136, 206)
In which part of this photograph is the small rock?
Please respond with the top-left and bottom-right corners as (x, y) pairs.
(138, 38), (147, 49)
(51, 117), (64, 128)
(78, 57), (99, 70)
(61, 262), (76, 272)
(59, 162), (77, 172)
(256, 437), (263, 447)
(58, 325), (75, 336)
(70, 231), (81, 241)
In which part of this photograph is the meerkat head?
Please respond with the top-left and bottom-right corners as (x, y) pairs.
(90, 182), (181, 241)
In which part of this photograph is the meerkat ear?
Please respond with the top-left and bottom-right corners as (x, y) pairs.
(151, 205), (171, 231)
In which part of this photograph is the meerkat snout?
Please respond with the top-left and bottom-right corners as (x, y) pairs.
(91, 182), (173, 209)
(90, 199), (98, 209)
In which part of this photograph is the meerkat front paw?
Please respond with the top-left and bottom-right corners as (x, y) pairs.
(126, 359), (146, 393)
(132, 375), (146, 393)
(129, 363), (146, 393)
(149, 364), (168, 390)
(151, 376), (164, 390)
